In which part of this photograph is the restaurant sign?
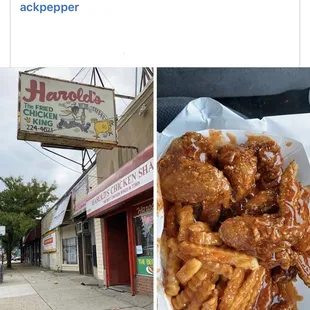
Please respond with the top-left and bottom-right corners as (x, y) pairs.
(137, 256), (153, 276)
(17, 72), (117, 149)
(43, 231), (56, 253)
(86, 158), (153, 215)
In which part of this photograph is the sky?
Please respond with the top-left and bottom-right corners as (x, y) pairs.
(0, 67), (141, 205)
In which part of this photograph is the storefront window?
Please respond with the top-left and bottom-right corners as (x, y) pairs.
(134, 212), (153, 276)
(63, 238), (77, 264)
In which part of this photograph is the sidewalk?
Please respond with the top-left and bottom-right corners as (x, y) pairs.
(0, 264), (153, 310)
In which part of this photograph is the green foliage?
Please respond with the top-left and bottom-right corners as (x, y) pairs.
(0, 176), (57, 267)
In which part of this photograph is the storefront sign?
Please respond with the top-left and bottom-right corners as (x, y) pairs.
(0, 226), (5, 236)
(43, 231), (56, 253)
(137, 256), (153, 276)
(50, 195), (71, 230)
(17, 72), (117, 149)
(86, 157), (153, 216)
(133, 199), (153, 217)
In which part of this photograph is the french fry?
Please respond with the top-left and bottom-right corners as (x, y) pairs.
(187, 278), (215, 310)
(176, 250), (192, 263)
(230, 266), (266, 310)
(189, 231), (223, 246)
(188, 221), (211, 233)
(160, 231), (169, 271)
(177, 205), (195, 243)
(219, 267), (245, 310)
(176, 258), (203, 286)
(172, 269), (214, 310)
(201, 289), (219, 310)
(202, 260), (234, 279)
(179, 241), (259, 270)
(245, 267), (267, 310)
(166, 204), (179, 238)
(250, 270), (272, 310)
(216, 277), (228, 299)
(165, 238), (181, 297)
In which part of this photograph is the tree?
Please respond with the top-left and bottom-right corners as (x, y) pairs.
(0, 176), (57, 268)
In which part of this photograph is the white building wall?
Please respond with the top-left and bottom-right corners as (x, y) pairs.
(94, 218), (105, 284)
(41, 208), (61, 271)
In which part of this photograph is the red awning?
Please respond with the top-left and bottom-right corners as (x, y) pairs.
(24, 221), (41, 244)
(86, 144), (153, 218)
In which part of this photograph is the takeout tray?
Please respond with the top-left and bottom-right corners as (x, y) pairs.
(157, 129), (310, 310)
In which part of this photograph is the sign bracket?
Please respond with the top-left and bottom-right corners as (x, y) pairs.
(41, 146), (95, 171)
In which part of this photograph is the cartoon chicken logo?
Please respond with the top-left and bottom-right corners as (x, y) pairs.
(91, 118), (114, 138)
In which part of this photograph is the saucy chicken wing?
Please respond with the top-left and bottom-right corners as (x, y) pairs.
(293, 251), (310, 287)
(219, 161), (309, 268)
(247, 138), (283, 189)
(244, 189), (278, 215)
(166, 132), (218, 164)
(218, 144), (258, 202)
(158, 155), (231, 207)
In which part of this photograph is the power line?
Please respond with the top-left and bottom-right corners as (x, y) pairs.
(71, 67), (85, 81)
(80, 67), (91, 83)
(25, 141), (106, 180)
(97, 67), (129, 108)
(25, 141), (81, 175)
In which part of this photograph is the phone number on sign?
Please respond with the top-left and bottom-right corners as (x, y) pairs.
(26, 125), (53, 133)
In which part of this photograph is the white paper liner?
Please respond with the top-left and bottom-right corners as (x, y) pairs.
(157, 98), (310, 310)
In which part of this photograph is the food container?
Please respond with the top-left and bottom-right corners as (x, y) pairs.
(157, 129), (310, 310)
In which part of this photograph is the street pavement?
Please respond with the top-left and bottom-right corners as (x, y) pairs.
(0, 264), (153, 310)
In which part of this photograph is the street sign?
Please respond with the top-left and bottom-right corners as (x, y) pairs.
(0, 226), (6, 236)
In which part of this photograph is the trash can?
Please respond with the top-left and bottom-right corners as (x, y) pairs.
(0, 264), (3, 283)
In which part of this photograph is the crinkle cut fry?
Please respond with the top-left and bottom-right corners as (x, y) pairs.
(176, 258), (202, 286)
(160, 231), (169, 271)
(171, 268), (214, 310)
(230, 266), (266, 310)
(188, 221), (211, 233)
(189, 231), (223, 246)
(201, 289), (219, 310)
(187, 277), (216, 310)
(177, 205), (195, 243)
(218, 267), (245, 310)
(166, 204), (179, 238)
(179, 241), (259, 270)
(202, 260), (234, 280)
(165, 238), (181, 297)
(245, 267), (267, 310)
(254, 270), (273, 310)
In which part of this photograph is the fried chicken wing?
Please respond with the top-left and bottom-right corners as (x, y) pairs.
(244, 189), (278, 215)
(293, 251), (310, 287)
(166, 132), (218, 163)
(219, 161), (309, 267)
(247, 138), (283, 189)
(158, 155), (231, 207)
(293, 188), (310, 252)
(218, 144), (258, 202)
